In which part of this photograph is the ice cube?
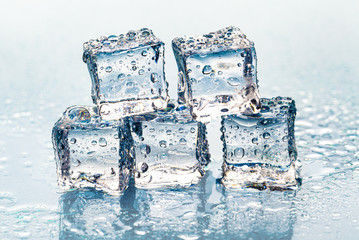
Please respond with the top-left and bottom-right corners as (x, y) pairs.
(83, 28), (169, 120)
(172, 26), (261, 122)
(220, 97), (299, 189)
(127, 103), (210, 188)
(52, 106), (133, 194)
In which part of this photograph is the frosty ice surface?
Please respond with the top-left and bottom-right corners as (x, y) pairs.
(221, 97), (298, 189)
(128, 103), (210, 188)
(83, 28), (169, 120)
(52, 106), (133, 194)
(172, 26), (261, 122)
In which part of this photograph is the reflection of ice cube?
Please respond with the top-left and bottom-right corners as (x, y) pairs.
(128, 103), (210, 188)
(172, 26), (261, 122)
(225, 189), (296, 239)
(134, 188), (205, 238)
(83, 28), (169, 120)
(59, 188), (137, 239)
(52, 106), (133, 194)
(221, 97), (299, 189)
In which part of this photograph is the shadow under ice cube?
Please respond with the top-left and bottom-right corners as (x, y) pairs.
(52, 106), (133, 194)
(172, 26), (261, 122)
(221, 97), (298, 189)
(83, 28), (169, 120)
(128, 104), (210, 188)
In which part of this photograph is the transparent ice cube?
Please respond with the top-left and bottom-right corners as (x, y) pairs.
(128, 103), (210, 188)
(172, 26), (261, 122)
(221, 97), (299, 189)
(83, 28), (169, 120)
(52, 106), (133, 194)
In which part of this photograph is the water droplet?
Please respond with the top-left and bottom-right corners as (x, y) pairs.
(87, 151), (96, 157)
(252, 138), (258, 144)
(91, 140), (97, 145)
(68, 107), (91, 123)
(202, 65), (212, 75)
(196, 65), (200, 69)
(254, 149), (261, 156)
(179, 128), (184, 133)
(149, 128), (155, 133)
(282, 136), (288, 142)
(237, 63), (242, 67)
(140, 144), (151, 155)
(105, 66), (112, 73)
(69, 138), (76, 144)
(111, 147), (117, 153)
(126, 82), (133, 87)
(141, 162), (148, 172)
(127, 51), (134, 57)
(263, 132), (271, 139)
(99, 138), (107, 147)
(234, 148), (245, 158)
(131, 60), (136, 65)
(118, 73), (125, 81)
(179, 138), (187, 145)
(138, 69), (145, 75)
(190, 127), (196, 133)
(218, 71), (223, 75)
(150, 73), (158, 83)
(159, 140), (167, 148)
(73, 159), (82, 167)
(166, 130), (172, 135)
(141, 50), (148, 56)
(227, 77), (241, 86)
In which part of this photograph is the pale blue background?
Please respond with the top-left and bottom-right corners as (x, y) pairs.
(0, 0), (359, 239)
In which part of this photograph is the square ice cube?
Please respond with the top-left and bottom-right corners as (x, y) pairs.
(83, 28), (169, 120)
(128, 103), (210, 188)
(172, 26), (261, 122)
(220, 97), (298, 189)
(52, 106), (133, 194)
